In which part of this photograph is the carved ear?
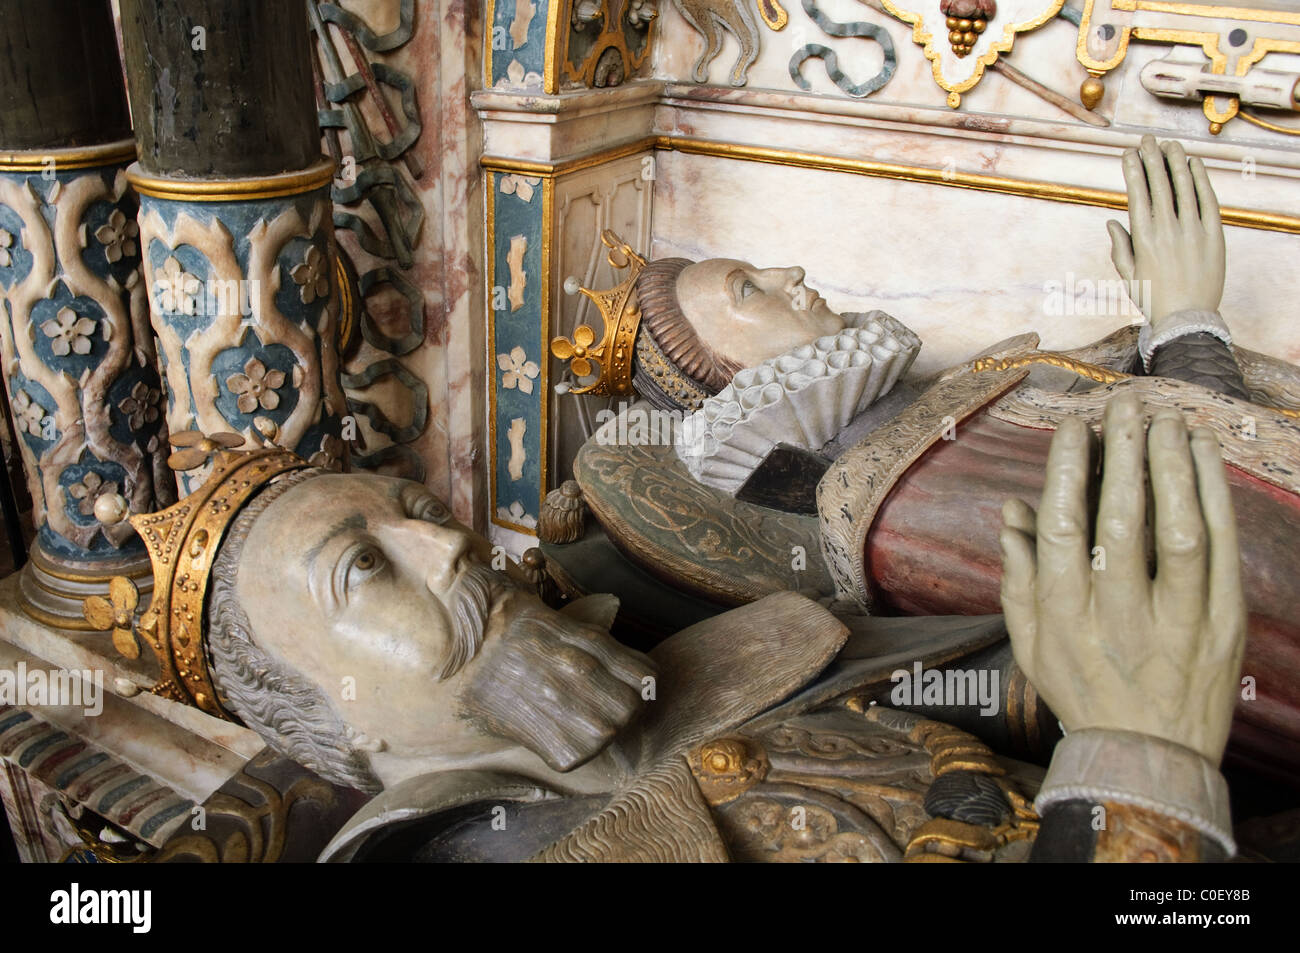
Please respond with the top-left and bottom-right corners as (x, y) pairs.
(560, 593), (620, 631)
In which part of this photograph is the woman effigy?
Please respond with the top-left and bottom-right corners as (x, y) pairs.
(551, 137), (1300, 788)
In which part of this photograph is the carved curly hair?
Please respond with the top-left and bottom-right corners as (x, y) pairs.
(206, 468), (383, 794)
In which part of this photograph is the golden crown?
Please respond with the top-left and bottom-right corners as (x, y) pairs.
(84, 444), (314, 721)
(549, 230), (646, 397)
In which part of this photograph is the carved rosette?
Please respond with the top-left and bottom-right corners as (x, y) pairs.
(0, 141), (172, 629)
(127, 159), (348, 496)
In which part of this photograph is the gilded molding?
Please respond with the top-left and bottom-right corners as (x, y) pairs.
(125, 156), (336, 202)
(0, 139), (137, 172)
(545, 0), (565, 93)
(481, 135), (1300, 235)
(480, 136), (660, 176)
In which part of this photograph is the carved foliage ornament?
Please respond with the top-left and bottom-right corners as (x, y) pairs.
(881, 0), (1064, 106)
(0, 159), (171, 558)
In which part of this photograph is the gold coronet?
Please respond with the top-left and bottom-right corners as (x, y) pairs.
(549, 229), (646, 398)
(125, 155), (336, 202)
(121, 448), (313, 720)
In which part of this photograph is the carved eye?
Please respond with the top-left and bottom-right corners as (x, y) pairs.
(344, 545), (386, 590)
(413, 495), (451, 525)
(740, 279), (757, 299)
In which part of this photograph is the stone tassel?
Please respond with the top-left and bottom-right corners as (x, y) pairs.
(0, 0), (172, 628)
(120, 0), (349, 496)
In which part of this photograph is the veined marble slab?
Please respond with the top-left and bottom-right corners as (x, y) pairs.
(649, 148), (1300, 373)
(0, 574), (263, 771)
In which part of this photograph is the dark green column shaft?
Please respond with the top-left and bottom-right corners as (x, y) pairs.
(0, 0), (132, 149)
(118, 0), (319, 176)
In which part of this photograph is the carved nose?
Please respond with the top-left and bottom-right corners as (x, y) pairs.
(754, 266), (804, 295)
(417, 522), (473, 594)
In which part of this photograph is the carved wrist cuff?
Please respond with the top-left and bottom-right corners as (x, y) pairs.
(1139, 310), (1232, 370)
(1035, 728), (1235, 856)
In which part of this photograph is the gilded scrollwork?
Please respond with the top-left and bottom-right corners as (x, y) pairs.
(562, 0), (658, 88)
(1076, 0), (1300, 133)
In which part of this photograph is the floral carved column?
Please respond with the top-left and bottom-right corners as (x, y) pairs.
(0, 0), (172, 628)
(119, 0), (347, 495)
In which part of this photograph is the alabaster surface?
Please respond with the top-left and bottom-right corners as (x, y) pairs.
(0, 581), (264, 824)
(653, 0), (1300, 138)
(650, 152), (1300, 376)
(303, 0), (488, 528)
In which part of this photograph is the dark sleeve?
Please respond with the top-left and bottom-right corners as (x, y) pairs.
(1147, 332), (1251, 401)
(1030, 800), (1227, 863)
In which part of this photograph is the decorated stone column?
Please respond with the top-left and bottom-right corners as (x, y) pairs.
(119, 0), (348, 495)
(0, 0), (173, 628)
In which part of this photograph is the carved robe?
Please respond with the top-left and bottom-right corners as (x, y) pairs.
(570, 327), (1300, 787)
(318, 596), (1042, 862)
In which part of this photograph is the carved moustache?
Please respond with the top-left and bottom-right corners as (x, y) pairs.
(438, 560), (514, 681)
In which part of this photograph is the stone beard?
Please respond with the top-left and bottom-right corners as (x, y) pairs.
(207, 469), (386, 793)
(205, 470), (654, 794)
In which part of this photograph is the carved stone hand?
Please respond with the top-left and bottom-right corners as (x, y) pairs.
(998, 392), (1246, 766)
(1107, 135), (1226, 330)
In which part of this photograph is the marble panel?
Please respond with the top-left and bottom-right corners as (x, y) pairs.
(649, 148), (1300, 373)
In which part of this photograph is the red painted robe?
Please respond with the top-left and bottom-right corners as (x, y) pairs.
(867, 410), (1300, 787)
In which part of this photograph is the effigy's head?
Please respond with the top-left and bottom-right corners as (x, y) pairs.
(637, 257), (846, 401)
(552, 231), (848, 413)
(126, 451), (654, 794)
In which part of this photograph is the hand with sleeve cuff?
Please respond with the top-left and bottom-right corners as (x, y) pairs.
(998, 391), (1245, 767)
(1107, 135), (1225, 329)
(1107, 136), (1233, 369)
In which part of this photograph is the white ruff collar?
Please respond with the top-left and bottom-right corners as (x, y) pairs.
(676, 311), (921, 495)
